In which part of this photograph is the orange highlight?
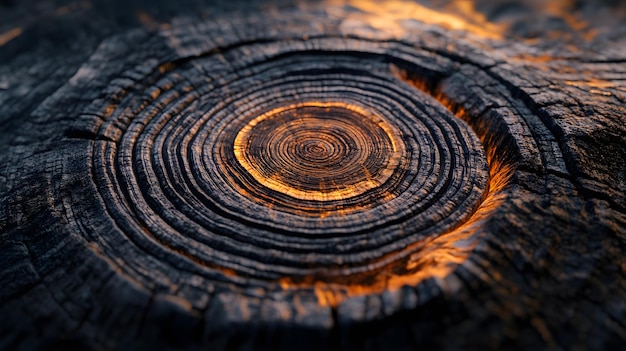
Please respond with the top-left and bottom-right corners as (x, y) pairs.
(273, 65), (516, 307)
(0, 28), (22, 47)
(327, 0), (504, 40)
(233, 101), (405, 202)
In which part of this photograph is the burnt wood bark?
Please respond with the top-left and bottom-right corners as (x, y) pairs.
(0, 1), (624, 350)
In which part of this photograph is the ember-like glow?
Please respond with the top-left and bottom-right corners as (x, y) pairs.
(0, 27), (22, 47)
(324, 0), (614, 45)
(234, 101), (405, 202)
(276, 65), (515, 307)
(326, 0), (504, 39)
(281, 148), (512, 308)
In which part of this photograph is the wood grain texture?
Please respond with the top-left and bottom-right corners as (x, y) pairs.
(0, 0), (624, 350)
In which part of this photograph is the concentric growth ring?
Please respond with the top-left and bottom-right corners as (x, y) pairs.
(232, 102), (404, 204)
(92, 38), (489, 287)
(5, 4), (623, 349)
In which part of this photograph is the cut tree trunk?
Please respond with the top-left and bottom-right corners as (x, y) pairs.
(0, 1), (624, 350)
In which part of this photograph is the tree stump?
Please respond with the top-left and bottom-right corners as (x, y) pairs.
(0, 0), (624, 350)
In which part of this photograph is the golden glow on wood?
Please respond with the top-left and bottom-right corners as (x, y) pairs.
(272, 65), (518, 307)
(233, 101), (406, 202)
(279, 138), (513, 308)
(327, 0), (504, 39)
(0, 27), (22, 47)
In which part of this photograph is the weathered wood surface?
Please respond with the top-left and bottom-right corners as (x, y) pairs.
(0, 0), (624, 350)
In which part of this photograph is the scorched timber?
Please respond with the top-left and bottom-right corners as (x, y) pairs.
(0, 0), (624, 350)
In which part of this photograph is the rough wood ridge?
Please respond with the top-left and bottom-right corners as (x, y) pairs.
(0, 0), (624, 350)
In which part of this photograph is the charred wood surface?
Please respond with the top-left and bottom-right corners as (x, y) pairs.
(0, 0), (625, 350)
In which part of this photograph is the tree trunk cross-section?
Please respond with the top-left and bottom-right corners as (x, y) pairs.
(0, 1), (624, 350)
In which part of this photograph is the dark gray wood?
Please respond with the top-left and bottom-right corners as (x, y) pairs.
(0, 1), (624, 350)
